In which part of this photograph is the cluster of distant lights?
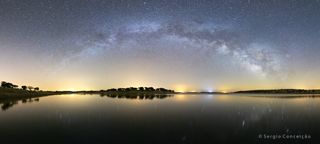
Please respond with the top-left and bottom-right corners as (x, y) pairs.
(176, 88), (228, 93)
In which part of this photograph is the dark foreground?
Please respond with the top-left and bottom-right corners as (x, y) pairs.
(0, 94), (320, 144)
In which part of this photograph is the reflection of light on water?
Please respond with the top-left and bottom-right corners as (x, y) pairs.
(206, 95), (213, 99)
(291, 98), (308, 104)
(242, 120), (246, 127)
(46, 94), (98, 107)
(124, 99), (148, 106)
(216, 95), (231, 102)
(175, 95), (186, 101)
(65, 94), (76, 98)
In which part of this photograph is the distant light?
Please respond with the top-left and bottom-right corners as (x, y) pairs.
(206, 95), (213, 99)
(205, 88), (214, 93)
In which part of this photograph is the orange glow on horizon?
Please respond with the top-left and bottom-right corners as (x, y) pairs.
(173, 84), (189, 92)
(6, 79), (320, 92)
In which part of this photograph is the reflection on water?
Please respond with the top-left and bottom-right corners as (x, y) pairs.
(100, 93), (173, 100)
(241, 93), (320, 99)
(0, 98), (40, 111)
(0, 94), (320, 144)
(0, 94), (172, 111)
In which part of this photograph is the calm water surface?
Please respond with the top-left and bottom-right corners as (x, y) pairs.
(0, 94), (319, 144)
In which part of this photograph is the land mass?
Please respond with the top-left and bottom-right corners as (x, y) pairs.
(0, 81), (175, 99)
(0, 87), (74, 99)
(233, 89), (320, 94)
(2, 81), (320, 100)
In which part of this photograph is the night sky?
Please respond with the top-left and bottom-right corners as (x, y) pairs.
(1, 0), (320, 92)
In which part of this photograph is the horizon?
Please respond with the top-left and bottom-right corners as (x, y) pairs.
(1, 1), (320, 92)
(2, 80), (320, 93)
(2, 77), (320, 92)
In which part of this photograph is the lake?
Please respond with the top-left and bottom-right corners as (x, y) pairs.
(0, 94), (319, 144)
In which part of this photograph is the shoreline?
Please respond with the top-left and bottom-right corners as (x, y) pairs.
(0, 87), (74, 100)
(2, 87), (320, 100)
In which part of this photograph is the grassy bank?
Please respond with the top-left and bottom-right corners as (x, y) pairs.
(0, 87), (70, 99)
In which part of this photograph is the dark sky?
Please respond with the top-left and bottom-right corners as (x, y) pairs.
(1, 0), (320, 91)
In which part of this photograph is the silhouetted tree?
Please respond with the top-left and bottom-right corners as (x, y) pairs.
(107, 88), (117, 92)
(27, 86), (34, 91)
(1, 81), (17, 88)
(138, 87), (144, 91)
(145, 87), (155, 91)
(12, 85), (18, 89)
(102, 87), (174, 94)
(34, 87), (39, 91)
(129, 87), (137, 91)
(1, 81), (7, 87)
(21, 86), (27, 90)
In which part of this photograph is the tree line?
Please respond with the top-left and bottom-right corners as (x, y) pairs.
(103, 87), (174, 93)
(1, 81), (40, 91)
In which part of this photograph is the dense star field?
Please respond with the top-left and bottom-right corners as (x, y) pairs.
(0, 0), (320, 91)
